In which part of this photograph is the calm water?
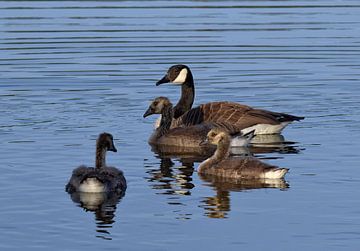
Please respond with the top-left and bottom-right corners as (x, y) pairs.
(1, 0), (360, 250)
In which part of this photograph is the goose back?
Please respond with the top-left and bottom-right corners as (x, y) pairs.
(173, 101), (304, 134)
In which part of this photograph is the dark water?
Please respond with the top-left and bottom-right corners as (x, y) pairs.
(1, 1), (360, 250)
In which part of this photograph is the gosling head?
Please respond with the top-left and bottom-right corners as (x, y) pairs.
(204, 129), (230, 146)
(97, 132), (117, 152)
(143, 96), (172, 118)
(156, 64), (192, 86)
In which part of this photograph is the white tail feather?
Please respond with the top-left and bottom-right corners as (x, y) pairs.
(262, 168), (289, 179)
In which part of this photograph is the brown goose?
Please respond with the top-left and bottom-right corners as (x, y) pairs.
(143, 97), (254, 148)
(198, 129), (289, 179)
(66, 133), (127, 194)
(156, 64), (304, 135)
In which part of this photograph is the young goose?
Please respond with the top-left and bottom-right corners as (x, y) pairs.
(156, 64), (304, 135)
(65, 133), (127, 194)
(198, 129), (289, 179)
(143, 97), (254, 148)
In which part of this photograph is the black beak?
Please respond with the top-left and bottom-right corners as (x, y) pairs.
(156, 74), (170, 86)
(109, 145), (117, 152)
(199, 138), (209, 146)
(143, 107), (154, 118)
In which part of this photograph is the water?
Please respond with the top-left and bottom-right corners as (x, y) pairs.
(1, 0), (360, 250)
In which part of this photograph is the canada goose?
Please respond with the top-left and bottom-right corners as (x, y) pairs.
(66, 133), (127, 194)
(156, 64), (304, 135)
(198, 129), (289, 179)
(143, 97), (254, 148)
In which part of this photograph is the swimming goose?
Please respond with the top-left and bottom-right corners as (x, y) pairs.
(198, 129), (289, 179)
(156, 64), (304, 135)
(65, 133), (127, 194)
(143, 97), (254, 148)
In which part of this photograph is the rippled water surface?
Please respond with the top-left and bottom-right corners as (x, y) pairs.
(1, 1), (360, 250)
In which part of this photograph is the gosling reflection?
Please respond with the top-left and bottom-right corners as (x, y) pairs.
(199, 174), (289, 219)
(68, 191), (125, 240)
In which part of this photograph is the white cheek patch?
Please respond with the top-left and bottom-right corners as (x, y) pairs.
(172, 68), (188, 84)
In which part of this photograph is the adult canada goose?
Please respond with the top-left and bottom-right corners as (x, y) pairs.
(156, 64), (304, 135)
(143, 96), (254, 148)
(198, 129), (289, 179)
(66, 133), (127, 194)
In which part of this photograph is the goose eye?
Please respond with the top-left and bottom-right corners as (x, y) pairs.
(153, 101), (158, 106)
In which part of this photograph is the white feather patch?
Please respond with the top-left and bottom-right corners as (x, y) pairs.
(172, 68), (188, 84)
(241, 122), (291, 135)
(79, 178), (106, 193)
(262, 168), (288, 179)
(154, 116), (161, 129)
(230, 135), (251, 147)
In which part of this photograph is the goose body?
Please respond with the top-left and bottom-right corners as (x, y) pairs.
(143, 97), (254, 148)
(156, 65), (304, 135)
(198, 129), (289, 179)
(66, 133), (127, 194)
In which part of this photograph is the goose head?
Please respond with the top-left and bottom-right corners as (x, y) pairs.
(143, 96), (172, 118)
(156, 64), (192, 85)
(97, 132), (117, 152)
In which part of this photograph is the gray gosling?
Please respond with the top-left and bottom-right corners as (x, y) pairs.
(198, 129), (289, 179)
(66, 133), (127, 194)
(143, 97), (254, 148)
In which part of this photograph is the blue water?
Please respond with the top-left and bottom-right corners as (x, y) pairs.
(1, 1), (360, 250)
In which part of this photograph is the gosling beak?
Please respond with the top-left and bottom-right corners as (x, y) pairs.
(143, 107), (154, 118)
(199, 138), (209, 146)
(156, 74), (170, 86)
(109, 145), (117, 152)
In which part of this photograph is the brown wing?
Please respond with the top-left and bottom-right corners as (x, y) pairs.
(173, 101), (280, 131)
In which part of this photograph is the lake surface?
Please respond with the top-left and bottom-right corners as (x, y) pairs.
(1, 0), (360, 250)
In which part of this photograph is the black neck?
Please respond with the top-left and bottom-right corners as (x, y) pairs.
(95, 147), (106, 169)
(173, 74), (195, 119)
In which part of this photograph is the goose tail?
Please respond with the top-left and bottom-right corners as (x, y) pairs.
(263, 168), (289, 179)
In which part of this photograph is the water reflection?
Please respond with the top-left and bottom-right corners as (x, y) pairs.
(250, 134), (304, 155)
(198, 174), (289, 219)
(149, 134), (303, 161)
(145, 150), (291, 219)
(145, 157), (195, 197)
(67, 191), (125, 240)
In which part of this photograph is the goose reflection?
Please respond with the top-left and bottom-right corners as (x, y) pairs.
(250, 134), (303, 155)
(198, 174), (289, 219)
(68, 191), (125, 240)
(150, 133), (303, 161)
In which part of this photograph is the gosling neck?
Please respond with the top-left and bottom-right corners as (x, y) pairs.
(173, 73), (194, 119)
(95, 146), (107, 169)
(157, 104), (174, 138)
(198, 136), (231, 172)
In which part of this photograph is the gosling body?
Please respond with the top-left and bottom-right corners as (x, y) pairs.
(66, 133), (127, 194)
(144, 97), (253, 148)
(198, 129), (288, 179)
